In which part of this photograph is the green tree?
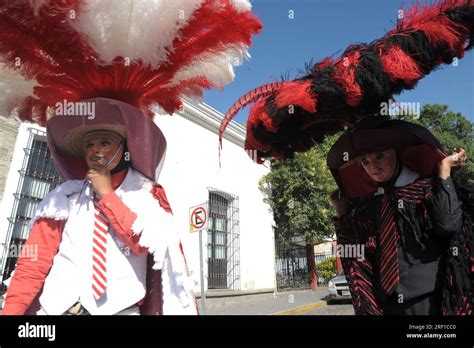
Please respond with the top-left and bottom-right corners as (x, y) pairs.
(259, 135), (339, 288)
(259, 136), (338, 246)
(395, 104), (474, 186)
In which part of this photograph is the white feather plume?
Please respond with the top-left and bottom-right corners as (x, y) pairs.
(72, 0), (205, 68)
(230, 0), (252, 12)
(166, 43), (250, 90)
(0, 65), (37, 117)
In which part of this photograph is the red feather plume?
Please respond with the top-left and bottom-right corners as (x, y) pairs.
(0, 0), (262, 126)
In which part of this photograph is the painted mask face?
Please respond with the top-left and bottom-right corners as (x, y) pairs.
(83, 136), (123, 170)
(360, 149), (398, 183)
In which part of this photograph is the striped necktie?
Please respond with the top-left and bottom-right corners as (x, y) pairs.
(379, 190), (400, 296)
(92, 195), (108, 300)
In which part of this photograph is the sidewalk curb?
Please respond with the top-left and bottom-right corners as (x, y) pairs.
(270, 300), (328, 315)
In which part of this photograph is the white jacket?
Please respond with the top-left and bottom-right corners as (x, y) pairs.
(31, 168), (196, 315)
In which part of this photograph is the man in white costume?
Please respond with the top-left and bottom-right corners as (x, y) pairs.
(3, 98), (197, 315)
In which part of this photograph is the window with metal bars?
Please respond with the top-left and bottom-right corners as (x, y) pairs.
(207, 188), (240, 291)
(1, 128), (62, 288)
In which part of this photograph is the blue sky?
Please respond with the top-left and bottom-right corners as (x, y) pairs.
(203, 0), (474, 124)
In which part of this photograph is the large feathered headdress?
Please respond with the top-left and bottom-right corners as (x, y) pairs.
(0, 0), (262, 125)
(219, 0), (473, 162)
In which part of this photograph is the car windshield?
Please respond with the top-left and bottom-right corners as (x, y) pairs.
(338, 269), (344, 276)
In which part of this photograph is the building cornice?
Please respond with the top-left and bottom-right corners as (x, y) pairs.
(174, 98), (246, 148)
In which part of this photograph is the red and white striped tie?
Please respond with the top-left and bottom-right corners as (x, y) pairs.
(92, 196), (108, 300)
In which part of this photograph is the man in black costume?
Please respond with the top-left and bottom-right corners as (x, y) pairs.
(217, 0), (474, 315)
(328, 117), (473, 315)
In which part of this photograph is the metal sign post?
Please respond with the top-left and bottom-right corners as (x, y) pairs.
(198, 229), (205, 315)
(190, 203), (208, 315)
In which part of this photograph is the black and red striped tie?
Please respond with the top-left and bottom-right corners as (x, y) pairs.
(379, 192), (400, 296)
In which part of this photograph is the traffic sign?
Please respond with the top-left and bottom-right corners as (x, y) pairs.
(189, 203), (209, 314)
(189, 204), (208, 232)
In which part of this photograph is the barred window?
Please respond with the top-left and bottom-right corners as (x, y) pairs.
(207, 188), (240, 291)
(1, 128), (61, 286)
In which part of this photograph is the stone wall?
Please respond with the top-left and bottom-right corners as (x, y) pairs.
(0, 116), (20, 202)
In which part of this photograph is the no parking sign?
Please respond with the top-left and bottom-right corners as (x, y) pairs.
(189, 202), (209, 314)
(189, 204), (208, 232)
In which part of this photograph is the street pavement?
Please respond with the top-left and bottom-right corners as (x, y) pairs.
(204, 287), (353, 315)
(301, 299), (354, 315)
(0, 287), (355, 315)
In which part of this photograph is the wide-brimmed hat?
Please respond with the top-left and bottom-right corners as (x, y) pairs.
(59, 125), (127, 158)
(47, 98), (167, 182)
(327, 116), (446, 199)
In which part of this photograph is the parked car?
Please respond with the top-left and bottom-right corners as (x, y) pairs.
(328, 269), (352, 300)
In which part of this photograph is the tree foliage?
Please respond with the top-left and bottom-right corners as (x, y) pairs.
(259, 136), (338, 245)
(395, 104), (474, 187)
(315, 257), (337, 283)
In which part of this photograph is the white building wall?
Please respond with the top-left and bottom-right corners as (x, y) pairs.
(155, 101), (275, 292)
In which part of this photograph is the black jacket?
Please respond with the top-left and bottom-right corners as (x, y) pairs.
(377, 177), (462, 301)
